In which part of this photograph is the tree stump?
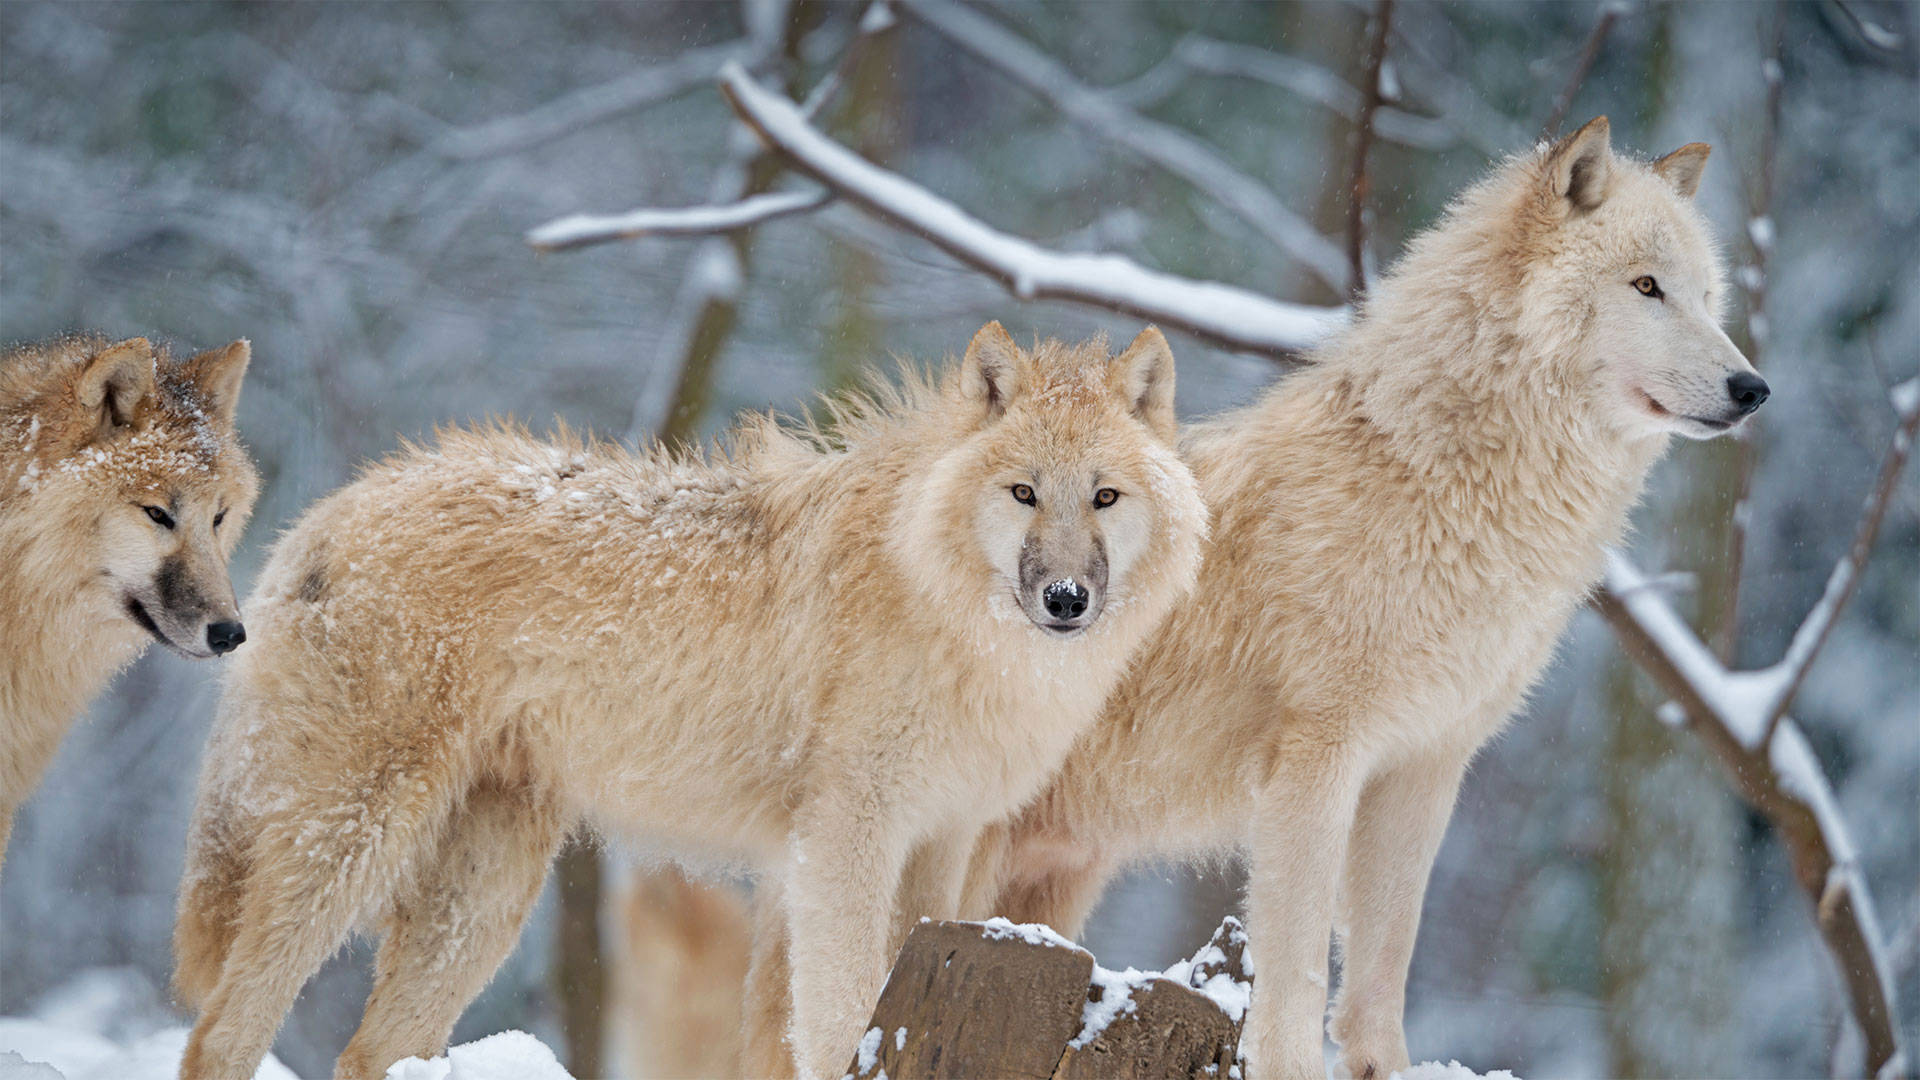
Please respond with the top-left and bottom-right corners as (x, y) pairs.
(845, 917), (1252, 1080)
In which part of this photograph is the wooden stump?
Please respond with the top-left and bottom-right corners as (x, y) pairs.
(845, 917), (1252, 1080)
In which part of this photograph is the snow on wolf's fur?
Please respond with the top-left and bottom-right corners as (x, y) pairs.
(172, 323), (1205, 1080)
(0, 334), (257, 870)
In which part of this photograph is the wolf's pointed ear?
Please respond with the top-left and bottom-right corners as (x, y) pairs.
(961, 321), (1024, 421)
(185, 339), (251, 425)
(1112, 326), (1177, 443)
(1653, 143), (1711, 199)
(75, 337), (157, 431)
(1546, 116), (1612, 212)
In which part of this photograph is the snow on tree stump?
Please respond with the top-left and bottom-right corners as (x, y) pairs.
(845, 916), (1253, 1080)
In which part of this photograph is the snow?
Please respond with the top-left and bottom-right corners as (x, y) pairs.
(847, 1026), (884, 1078)
(0, 1020), (296, 1080)
(384, 1031), (575, 1080)
(978, 916), (1088, 952)
(1392, 1062), (1521, 1080)
(718, 61), (1345, 358)
(1071, 965), (1142, 1049)
(526, 188), (831, 251)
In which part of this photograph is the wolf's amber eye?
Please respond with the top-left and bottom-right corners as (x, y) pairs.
(1633, 275), (1663, 298)
(1093, 488), (1120, 508)
(143, 505), (175, 530)
(1011, 484), (1036, 506)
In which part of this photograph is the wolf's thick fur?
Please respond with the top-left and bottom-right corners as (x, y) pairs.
(969, 120), (1764, 1080)
(173, 324), (1206, 1080)
(0, 335), (256, 867)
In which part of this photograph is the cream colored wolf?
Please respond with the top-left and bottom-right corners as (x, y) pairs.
(1, 334), (256, 867)
(172, 323), (1206, 1080)
(724, 118), (1769, 1080)
(971, 119), (1767, 1080)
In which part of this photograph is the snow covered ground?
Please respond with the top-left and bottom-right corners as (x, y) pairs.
(0, 963), (1515, 1080)
(0, 1023), (572, 1080)
(0, 967), (574, 1080)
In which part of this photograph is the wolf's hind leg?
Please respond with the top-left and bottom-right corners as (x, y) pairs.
(333, 778), (566, 1080)
(180, 750), (467, 1080)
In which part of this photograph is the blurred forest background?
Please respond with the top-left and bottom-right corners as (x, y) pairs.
(2, 2), (1915, 1078)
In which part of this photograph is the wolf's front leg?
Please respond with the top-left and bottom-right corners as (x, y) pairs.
(1244, 743), (1368, 1080)
(785, 791), (911, 1080)
(890, 826), (977, 948)
(1328, 754), (1468, 1079)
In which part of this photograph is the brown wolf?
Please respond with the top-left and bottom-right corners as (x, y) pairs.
(971, 119), (1765, 1080)
(1, 334), (257, 867)
(172, 323), (1207, 1080)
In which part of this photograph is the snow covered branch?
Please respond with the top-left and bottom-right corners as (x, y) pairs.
(432, 39), (762, 160)
(894, 0), (1350, 294)
(1592, 381), (1920, 1078)
(526, 188), (832, 252)
(716, 63), (1344, 358)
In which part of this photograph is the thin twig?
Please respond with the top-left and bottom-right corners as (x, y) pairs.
(1540, 4), (1624, 138)
(431, 39), (761, 160)
(1716, 1), (1788, 659)
(894, 0), (1350, 293)
(1346, 0), (1395, 301)
(1121, 36), (1453, 151)
(717, 62), (1345, 358)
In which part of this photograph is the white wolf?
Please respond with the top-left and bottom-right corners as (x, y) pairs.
(967, 117), (1767, 1080)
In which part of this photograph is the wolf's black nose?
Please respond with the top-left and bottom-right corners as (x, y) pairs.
(1728, 372), (1770, 415)
(207, 620), (246, 655)
(1043, 579), (1090, 621)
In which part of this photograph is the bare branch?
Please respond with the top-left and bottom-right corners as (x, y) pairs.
(717, 62), (1345, 358)
(1595, 555), (1907, 1078)
(894, 0), (1350, 293)
(1346, 0), (1395, 301)
(432, 39), (760, 160)
(1540, 4), (1626, 138)
(1760, 378), (1920, 735)
(526, 188), (832, 252)
(1157, 36), (1454, 151)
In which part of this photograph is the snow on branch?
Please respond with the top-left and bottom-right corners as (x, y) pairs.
(894, 0), (1350, 294)
(1761, 380), (1920, 738)
(526, 188), (832, 252)
(432, 39), (760, 160)
(715, 63), (1345, 358)
(1593, 382), (1920, 1078)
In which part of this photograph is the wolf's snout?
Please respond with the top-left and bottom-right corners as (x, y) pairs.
(207, 620), (247, 655)
(1727, 372), (1770, 415)
(1043, 579), (1090, 621)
